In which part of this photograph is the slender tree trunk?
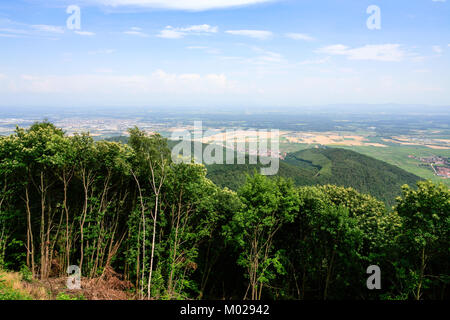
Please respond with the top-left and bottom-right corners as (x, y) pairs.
(132, 171), (146, 299)
(199, 240), (216, 299)
(324, 248), (336, 300)
(63, 171), (71, 270)
(168, 193), (183, 297)
(147, 193), (159, 298)
(80, 168), (91, 276)
(415, 246), (426, 300)
(141, 200), (146, 298)
(0, 180), (6, 268)
(24, 185), (35, 278)
(136, 219), (141, 298)
(49, 208), (63, 276)
(39, 171), (46, 279)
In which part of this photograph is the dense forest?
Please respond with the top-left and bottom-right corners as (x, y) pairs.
(0, 122), (449, 300)
(207, 148), (420, 206)
(112, 137), (420, 206)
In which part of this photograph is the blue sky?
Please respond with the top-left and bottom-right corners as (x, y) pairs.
(0, 0), (449, 109)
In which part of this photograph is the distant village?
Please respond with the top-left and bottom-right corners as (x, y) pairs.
(408, 155), (450, 178)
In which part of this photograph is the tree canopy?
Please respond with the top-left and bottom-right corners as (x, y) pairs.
(0, 123), (448, 300)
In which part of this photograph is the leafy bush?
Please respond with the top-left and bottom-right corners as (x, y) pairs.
(56, 292), (85, 300)
(0, 274), (32, 300)
(19, 265), (33, 283)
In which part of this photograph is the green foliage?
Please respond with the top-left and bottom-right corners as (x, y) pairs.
(56, 292), (85, 300)
(391, 181), (450, 300)
(207, 147), (420, 206)
(0, 274), (32, 300)
(0, 122), (448, 301)
(19, 265), (33, 283)
(225, 174), (299, 299)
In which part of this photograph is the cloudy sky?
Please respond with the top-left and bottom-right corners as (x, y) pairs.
(0, 0), (449, 108)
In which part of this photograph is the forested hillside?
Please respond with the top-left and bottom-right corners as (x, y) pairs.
(1, 123), (448, 300)
(109, 136), (420, 206)
(285, 148), (420, 205)
(207, 148), (420, 206)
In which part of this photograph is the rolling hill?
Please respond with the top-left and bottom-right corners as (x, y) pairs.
(206, 147), (421, 206)
(106, 137), (421, 206)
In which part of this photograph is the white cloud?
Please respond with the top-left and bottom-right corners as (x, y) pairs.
(0, 24), (67, 39)
(250, 47), (283, 63)
(123, 31), (148, 37)
(0, 33), (21, 38)
(226, 29), (273, 40)
(219, 47), (284, 65)
(3, 67), (449, 106)
(432, 45), (443, 54)
(158, 28), (183, 39)
(316, 44), (406, 62)
(0, 28), (30, 35)
(187, 46), (208, 49)
(317, 44), (348, 55)
(8, 70), (232, 95)
(285, 33), (314, 41)
(94, 68), (114, 73)
(181, 25), (218, 33)
(157, 24), (218, 39)
(87, 0), (274, 11)
(123, 27), (149, 37)
(0, 22), (66, 38)
(31, 25), (65, 34)
(298, 57), (330, 65)
(1, 70), (244, 107)
(88, 49), (115, 55)
(187, 46), (221, 54)
(75, 31), (96, 36)
(256, 51), (283, 63)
